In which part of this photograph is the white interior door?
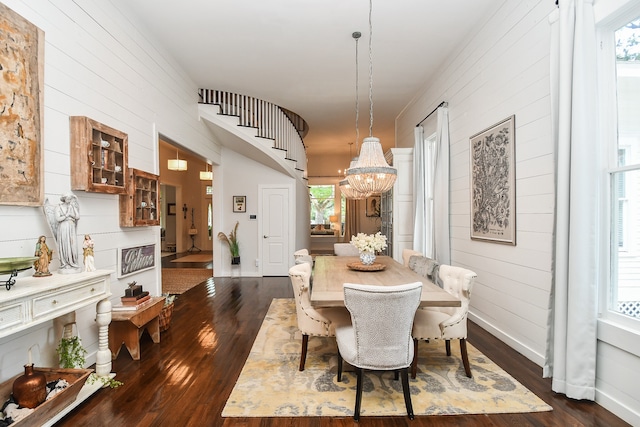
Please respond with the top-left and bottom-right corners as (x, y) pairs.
(261, 186), (289, 276)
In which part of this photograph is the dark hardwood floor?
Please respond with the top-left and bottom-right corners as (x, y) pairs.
(57, 254), (630, 426)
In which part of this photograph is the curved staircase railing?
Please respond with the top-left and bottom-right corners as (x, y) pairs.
(198, 89), (308, 176)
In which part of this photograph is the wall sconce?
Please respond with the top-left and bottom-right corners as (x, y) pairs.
(168, 150), (188, 171)
(199, 163), (212, 181)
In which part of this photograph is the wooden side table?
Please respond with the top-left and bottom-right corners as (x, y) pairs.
(109, 296), (165, 360)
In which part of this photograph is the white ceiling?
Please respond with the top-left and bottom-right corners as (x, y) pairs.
(115, 0), (502, 160)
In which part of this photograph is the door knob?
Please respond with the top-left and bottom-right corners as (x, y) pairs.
(263, 235), (268, 239)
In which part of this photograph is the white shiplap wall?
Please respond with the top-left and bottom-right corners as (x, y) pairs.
(0, 0), (219, 380)
(396, 0), (556, 365)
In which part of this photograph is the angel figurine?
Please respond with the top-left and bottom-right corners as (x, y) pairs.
(43, 192), (82, 274)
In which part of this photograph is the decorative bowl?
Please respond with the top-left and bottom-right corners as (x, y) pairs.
(0, 257), (38, 274)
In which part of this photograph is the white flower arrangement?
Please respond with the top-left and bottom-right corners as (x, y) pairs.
(350, 232), (388, 254)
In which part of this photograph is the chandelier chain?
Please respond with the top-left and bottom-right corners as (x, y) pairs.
(355, 35), (360, 152)
(368, 0), (374, 138)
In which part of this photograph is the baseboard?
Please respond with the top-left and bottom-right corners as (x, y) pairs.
(468, 311), (546, 368)
(596, 388), (640, 426)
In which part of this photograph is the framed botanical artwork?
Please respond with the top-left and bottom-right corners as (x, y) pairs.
(233, 195), (246, 213)
(0, 4), (44, 206)
(469, 115), (516, 245)
(365, 196), (381, 217)
(167, 203), (176, 215)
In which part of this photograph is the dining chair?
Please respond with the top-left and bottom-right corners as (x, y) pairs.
(293, 248), (309, 259)
(288, 263), (350, 371)
(295, 254), (314, 266)
(402, 249), (423, 267)
(411, 264), (477, 379)
(408, 255), (441, 287)
(333, 243), (359, 256)
(336, 282), (422, 421)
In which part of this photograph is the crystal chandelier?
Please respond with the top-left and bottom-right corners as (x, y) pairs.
(345, 0), (396, 194)
(340, 31), (370, 200)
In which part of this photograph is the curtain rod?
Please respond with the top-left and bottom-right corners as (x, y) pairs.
(415, 101), (448, 127)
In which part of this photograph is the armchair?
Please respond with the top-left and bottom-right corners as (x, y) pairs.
(288, 263), (349, 371)
(411, 264), (477, 378)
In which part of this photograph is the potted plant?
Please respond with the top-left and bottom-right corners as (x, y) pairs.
(218, 221), (240, 264)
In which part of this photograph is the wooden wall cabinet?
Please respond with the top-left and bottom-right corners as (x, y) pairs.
(70, 116), (128, 194)
(119, 168), (160, 227)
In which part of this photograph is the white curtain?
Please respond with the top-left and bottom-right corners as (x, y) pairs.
(544, 0), (599, 401)
(413, 106), (450, 264)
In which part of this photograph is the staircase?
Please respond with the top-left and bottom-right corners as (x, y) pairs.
(198, 89), (308, 179)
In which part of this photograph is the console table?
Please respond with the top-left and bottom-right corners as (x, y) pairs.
(0, 269), (113, 425)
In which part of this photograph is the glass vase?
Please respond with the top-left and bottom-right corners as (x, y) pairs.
(359, 251), (376, 265)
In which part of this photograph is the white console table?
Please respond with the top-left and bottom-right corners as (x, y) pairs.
(0, 269), (113, 425)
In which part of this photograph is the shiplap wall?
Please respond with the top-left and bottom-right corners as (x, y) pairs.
(396, 0), (555, 365)
(0, 0), (220, 380)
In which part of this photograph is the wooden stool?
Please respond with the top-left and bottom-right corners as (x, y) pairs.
(109, 297), (165, 360)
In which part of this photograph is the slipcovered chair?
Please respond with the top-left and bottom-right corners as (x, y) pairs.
(411, 264), (477, 379)
(408, 255), (441, 287)
(333, 243), (359, 256)
(295, 254), (314, 266)
(336, 282), (422, 421)
(402, 249), (423, 267)
(289, 263), (350, 371)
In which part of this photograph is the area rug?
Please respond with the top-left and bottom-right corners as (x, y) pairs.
(222, 298), (552, 418)
(170, 254), (213, 263)
(161, 268), (213, 294)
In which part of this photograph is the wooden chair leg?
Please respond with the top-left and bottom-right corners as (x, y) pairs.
(411, 338), (418, 379)
(337, 353), (343, 382)
(299, 334), (309, 371)
(400, 367), (414, 420)
(354, 367), (363, 421)
(445, 339), (451, 356)
(394, 370), (399, 381)
(460, 338), (472, 378)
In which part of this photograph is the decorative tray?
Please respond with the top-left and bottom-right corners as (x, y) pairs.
(347, 262), (386, 272)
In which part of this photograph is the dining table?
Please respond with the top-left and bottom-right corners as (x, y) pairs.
(310, 255), (461, 308)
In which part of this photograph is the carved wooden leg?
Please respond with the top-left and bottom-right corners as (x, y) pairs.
(299, 334), (309, 371)
(95, 299), (112, 377)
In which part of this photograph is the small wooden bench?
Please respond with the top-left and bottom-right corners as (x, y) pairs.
(109, 297), (165, 360)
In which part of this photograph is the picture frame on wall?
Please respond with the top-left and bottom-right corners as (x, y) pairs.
(0, 4), (44, 206)
(233, 196), (246, 213)
(167, 203), (176, 215)
(365, 196), (381, 217)
(469, 115), (516, 245)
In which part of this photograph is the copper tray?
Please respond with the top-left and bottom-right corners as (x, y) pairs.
(346, 262), (386, 272)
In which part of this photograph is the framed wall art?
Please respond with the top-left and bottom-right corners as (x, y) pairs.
(0, 4), (44, 206)
(118, 243), (156, 278)
(167, 203), (176, 216)
(469, 115), (516, 245)
(233, 196), (246, 213)
(365, 196), (381, 217)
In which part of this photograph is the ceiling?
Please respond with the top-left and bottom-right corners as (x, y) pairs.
(115, 0), (502, 162)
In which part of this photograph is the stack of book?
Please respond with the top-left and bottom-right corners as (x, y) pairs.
(112, 282), (152, 311)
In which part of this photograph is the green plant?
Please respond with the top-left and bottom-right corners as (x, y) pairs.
(162, 293), (176, 306)
(56, 336), (87, 369)
(217, 221), (240, 257)
(87, 373), (123, 389)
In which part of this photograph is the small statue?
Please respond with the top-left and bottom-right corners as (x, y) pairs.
(33, 235), (53, 277)
(83, 234), (96, 272)
(43, 192), (82, 274)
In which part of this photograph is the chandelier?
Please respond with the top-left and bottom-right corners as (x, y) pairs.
(340, 31), (370, 200)
(345, 0), (396, 194)
(199, 163), (212, 180)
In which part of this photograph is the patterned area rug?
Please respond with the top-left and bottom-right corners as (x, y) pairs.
(222, 298), (553, 418)
(161, 268), (213, 294)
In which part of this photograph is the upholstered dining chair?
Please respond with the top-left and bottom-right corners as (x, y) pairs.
(402, 249), (423, 267)
(293, 248), (309, 259)
(336, 282), (422, 421)
(288, 263), (350, 371)
(333, 243), (360, 256)
(411, 264), (477, 379)
(408, 255), (441, 287)
(295, 254), (314, 266)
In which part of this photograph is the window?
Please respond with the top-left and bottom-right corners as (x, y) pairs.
(604, 16), (640, 324)
(309, 185), (335, 226)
